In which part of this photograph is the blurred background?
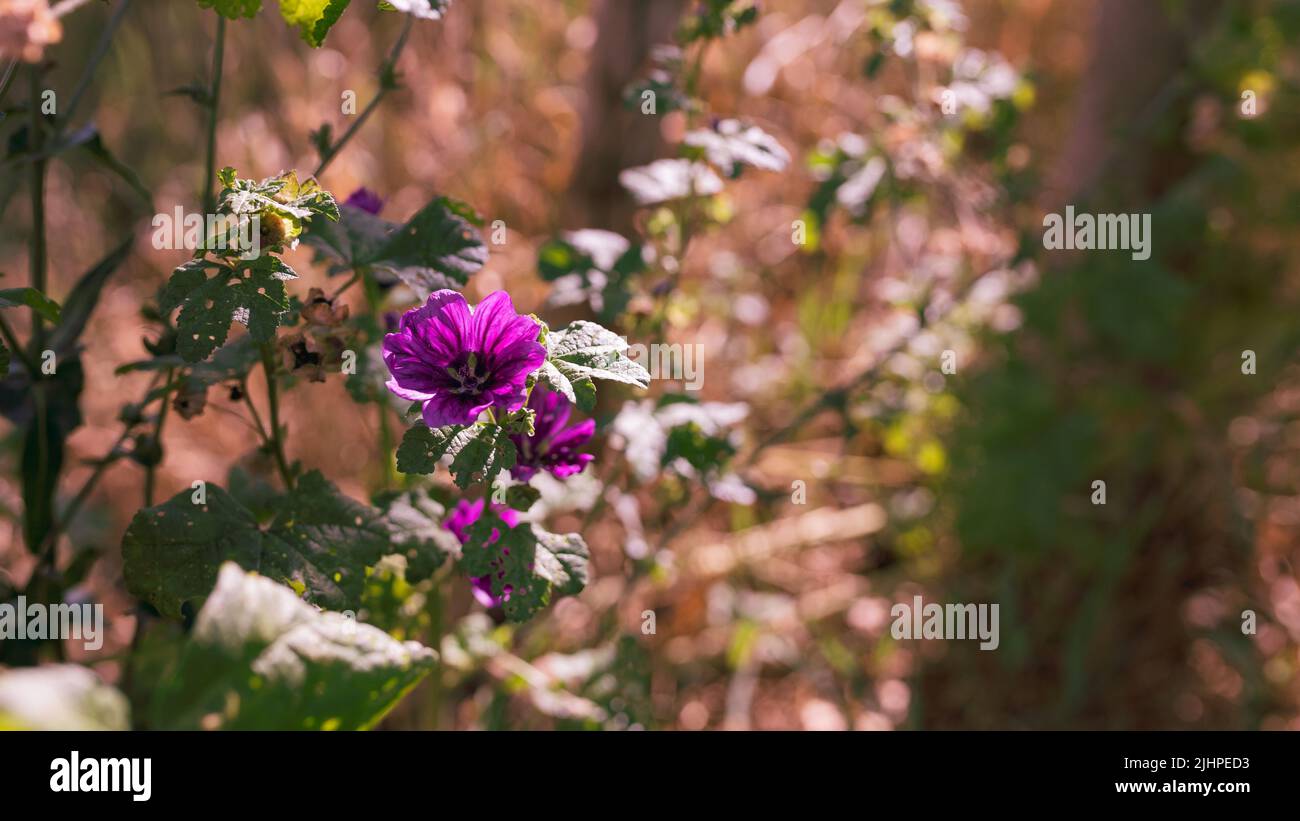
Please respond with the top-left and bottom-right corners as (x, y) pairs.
(1, 0), (1299, 729)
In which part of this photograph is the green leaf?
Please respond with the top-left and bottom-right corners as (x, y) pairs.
(0, 336), (8, 377)
(546, 320), (651, 389)
(395, 422), (465, 474)
(377, 489), (458, 581)
(448, 424), (516, 489)
(198, 0), (262, 19)
(0, 287), (61, 323)
(123, 471), (397, 619)
(49, 238), (133, 354)
(395, 422), (516, 488)
(147, 563), (434, 730)
(217, 169), (339, 252)
(462, 515), (589, 622)
(305, 196), (487, 294)
(0, 666), (130, 730)
(279, 0), (353, 47)
(165, 255), (298, 362)
(504, 483), (540, 512)
(22, 400), (65, 552)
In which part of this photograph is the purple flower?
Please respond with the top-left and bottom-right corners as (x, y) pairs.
(383, 290), (547, 428)
(344, 187), (385, 215)
(444, 499), (519, 608)
(510, 387), (595, 481)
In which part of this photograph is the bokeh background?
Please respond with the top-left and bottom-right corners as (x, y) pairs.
(2, 0), (1299, 729)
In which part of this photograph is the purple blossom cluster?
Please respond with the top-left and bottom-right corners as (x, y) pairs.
(383, 289), (597, 607)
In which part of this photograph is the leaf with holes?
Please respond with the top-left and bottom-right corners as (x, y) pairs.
(122, 470), (396, 619)
(396, 422), (515, 488)
(164, 255), (297, 362)
(395, 422), (466, 475)
(448, 424), (516, 489)
(462, 512), (589, 622)
(375, 488), (459, 581)
(147, 563), (434, 730)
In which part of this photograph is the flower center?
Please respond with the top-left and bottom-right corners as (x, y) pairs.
(446, 352), (489, 395)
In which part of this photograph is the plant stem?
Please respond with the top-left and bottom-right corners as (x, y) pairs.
(314, 16), (414, 178)
(0, 59), (17, 110)
(260, 345), (295, 489)
(28, 68), (47, 352)
(142, 368), (174, 506)
(202, 15), (226, 215)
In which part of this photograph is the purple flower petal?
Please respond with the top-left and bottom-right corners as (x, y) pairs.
(444, 499), (520, 608)
(344, 187), (385, 215)
(509, 386), (596, 481)
(382, 289), (545, 427)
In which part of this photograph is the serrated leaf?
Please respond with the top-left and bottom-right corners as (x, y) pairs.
(147, 563), (434, 730)
(379, 490), (458, 581)
(396, 422), (516, 487)
(537, 359), (577, 405)
(306, 196), (486, 294)
(395, 422), (465, 474)
(548, 320), (629, 358)
(198, 0), (262, 18)
(303, 203), (395, 277)
(123, 471), (396, 619)
(448, 424), (517, 489)
(462, 516), (589, 622)
(547, 320), (651, 389)
(166, 255), (298, 362)
(279, 0), (352, 46)
(0, 287), (61, 323)
(504, 483), (540, 512)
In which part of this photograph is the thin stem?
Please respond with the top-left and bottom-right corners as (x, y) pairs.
(314, 16), (414, 178)
(329, 271), (360, 301)
(359, 270), (396, 491)
(0, 59), (18, 110)
(52, 429), (132, 537)
(142, 368), (174, 506)
(240, 378), (272, 442)
(202, 15), (226, 215)
(260, 345), (296, 489)
(28, 68), (47, 353)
